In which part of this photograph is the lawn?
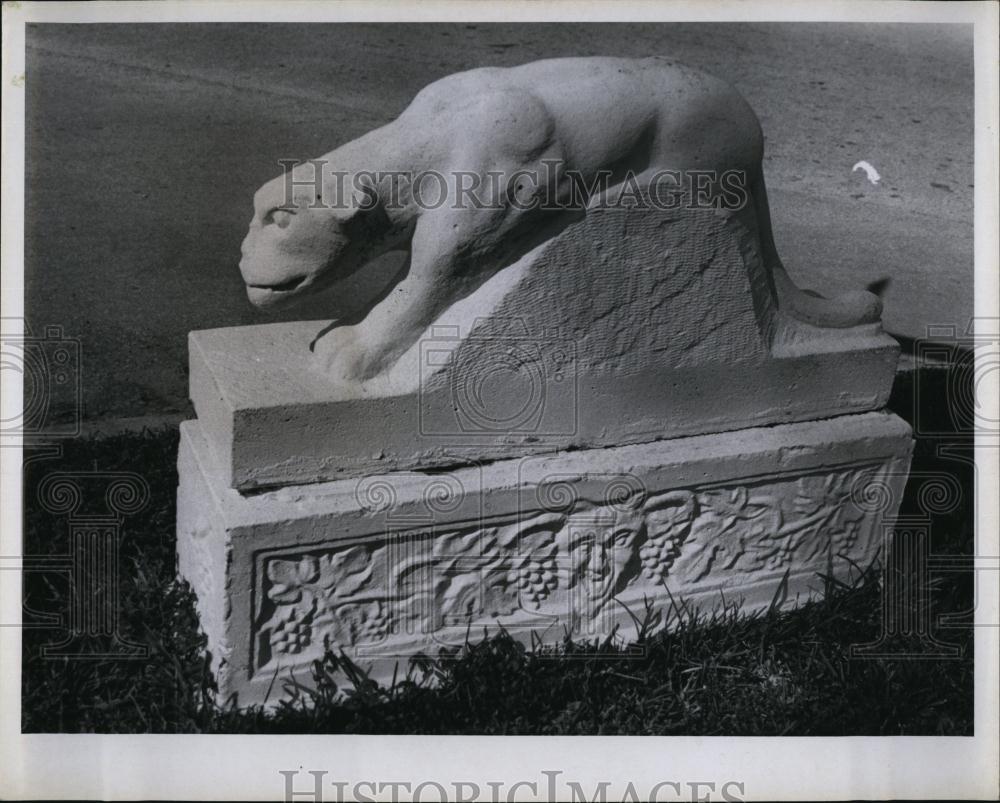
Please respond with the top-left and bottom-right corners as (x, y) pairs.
(20, 363), (974, 734)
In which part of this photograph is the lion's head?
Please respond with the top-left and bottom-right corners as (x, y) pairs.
(239, 165), (378, 310)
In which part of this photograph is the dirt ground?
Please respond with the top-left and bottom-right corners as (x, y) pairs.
(23, 23), (974, 422)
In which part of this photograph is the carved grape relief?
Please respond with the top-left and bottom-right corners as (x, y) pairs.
(254, 464), (882, 670)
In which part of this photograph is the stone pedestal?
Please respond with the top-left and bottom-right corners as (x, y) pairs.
(177, 411), (912, 707)
(179, 197), (913, 707)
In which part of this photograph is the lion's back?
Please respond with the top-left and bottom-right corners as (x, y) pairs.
(401, 57), (762, 176)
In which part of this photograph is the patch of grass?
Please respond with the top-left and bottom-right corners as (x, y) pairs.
(207, 566), (971, 735)
(20, 362), (974, 734)
(21, 429), (213, 733)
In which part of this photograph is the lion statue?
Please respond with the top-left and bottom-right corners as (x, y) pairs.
(238, 56), (881, 386)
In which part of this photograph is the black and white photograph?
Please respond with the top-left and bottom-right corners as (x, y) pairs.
(1, 1), (997, 800)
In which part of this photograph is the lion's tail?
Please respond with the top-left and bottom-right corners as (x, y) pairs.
(750, 173), (882, 328)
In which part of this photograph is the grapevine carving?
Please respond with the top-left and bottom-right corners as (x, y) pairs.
(255, 465), (880, 668)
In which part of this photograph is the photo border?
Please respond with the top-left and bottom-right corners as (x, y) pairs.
(1, 1), (997, 800)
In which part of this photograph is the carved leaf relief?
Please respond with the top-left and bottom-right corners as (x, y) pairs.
(254, 465), (883, 669)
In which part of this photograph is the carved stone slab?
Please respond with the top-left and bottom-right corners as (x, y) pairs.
(177, 410), (912, 707)
(192, 206), (900, 490)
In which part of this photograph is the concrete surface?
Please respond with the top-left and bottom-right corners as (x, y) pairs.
(24, 23), (973, 422)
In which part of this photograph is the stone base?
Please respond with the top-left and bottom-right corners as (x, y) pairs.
(177, 411), (912, 708)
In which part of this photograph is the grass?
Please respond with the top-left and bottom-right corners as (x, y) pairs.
(20, 362), (974, 734)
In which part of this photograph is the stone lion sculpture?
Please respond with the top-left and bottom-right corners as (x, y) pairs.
(239, 56), (881, 386)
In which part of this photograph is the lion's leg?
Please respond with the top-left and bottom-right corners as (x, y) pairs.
(314, 206), (502, 384)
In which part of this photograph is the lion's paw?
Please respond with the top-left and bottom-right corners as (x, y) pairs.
(313, 327), (369, 383)
(313, 324), (398, 392)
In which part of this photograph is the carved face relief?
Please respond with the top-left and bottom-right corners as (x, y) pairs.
(238, 169), (355, 309)
(560, 511), (644, 616)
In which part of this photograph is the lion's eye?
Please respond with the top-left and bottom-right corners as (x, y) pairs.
(265, 208), (294, 228)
